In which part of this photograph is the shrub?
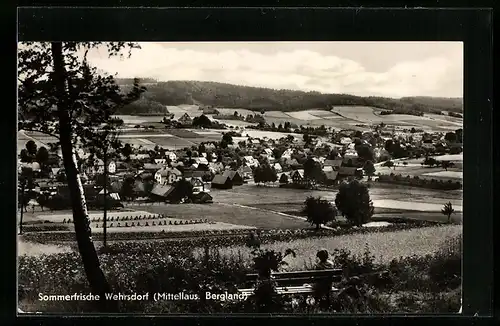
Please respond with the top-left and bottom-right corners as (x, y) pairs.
(428, 235), (462, 290)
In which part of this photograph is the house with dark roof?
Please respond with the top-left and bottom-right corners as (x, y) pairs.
(149, 184), (175, 201)
(211, 174), (233, 189)
(324, 159), (343, 170)
(222, 170), (244, 186)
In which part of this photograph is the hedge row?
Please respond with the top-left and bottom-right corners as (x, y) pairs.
(377, 174), (462, 190)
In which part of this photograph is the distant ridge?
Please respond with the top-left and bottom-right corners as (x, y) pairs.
(115, 79), (463, 115)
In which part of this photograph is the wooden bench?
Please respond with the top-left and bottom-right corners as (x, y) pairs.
(238, 269), (343, 296)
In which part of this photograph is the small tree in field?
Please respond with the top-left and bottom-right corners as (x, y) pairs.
(302, 196), (337, 230)
(441, 202), (455, 223)
(363, 160), (376, 180)
(335, 180), (374, 226)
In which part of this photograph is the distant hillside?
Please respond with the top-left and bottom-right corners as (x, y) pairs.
(117, 79), (464, 115)
(400, 96), (463, 112)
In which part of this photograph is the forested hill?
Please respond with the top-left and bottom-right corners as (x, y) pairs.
(116, 79), (463, 115)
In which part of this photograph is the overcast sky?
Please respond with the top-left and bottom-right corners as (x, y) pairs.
(84, 42), (463, 99)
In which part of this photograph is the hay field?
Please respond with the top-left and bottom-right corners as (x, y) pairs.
(199, 225), (463, 268)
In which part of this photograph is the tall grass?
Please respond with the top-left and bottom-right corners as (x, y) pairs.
(18, 232), (462, 314)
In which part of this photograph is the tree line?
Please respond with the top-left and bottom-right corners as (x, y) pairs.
(113, 80), (464, 115)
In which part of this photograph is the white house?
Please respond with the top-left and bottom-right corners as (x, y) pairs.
(340, 137), (352, 145)
(243, 156), (259, 168)
(281, 148), (294, 159)
(165, 151), (177, 162)
(343, 150), (358, 165)
(85, 159), (116, 175)
(154, 168), (182, 185)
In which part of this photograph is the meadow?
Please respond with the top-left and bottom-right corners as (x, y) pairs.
(193, 225), (462, 268)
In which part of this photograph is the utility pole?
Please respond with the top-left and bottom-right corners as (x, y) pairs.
(103, 145), (108, 248)
(19, 178), (25, 235)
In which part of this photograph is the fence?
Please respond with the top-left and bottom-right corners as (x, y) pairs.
(91, 218), (210, 228)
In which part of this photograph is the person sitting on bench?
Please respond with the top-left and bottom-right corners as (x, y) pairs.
(313, 249), (335, 308)
(315, 249), (334, 270)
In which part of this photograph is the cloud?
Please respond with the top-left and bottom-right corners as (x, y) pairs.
(85, 42), (462, 98)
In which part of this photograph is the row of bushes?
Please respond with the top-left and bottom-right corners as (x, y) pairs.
(378, 174), (462, 190)
(18, 234), (461, 313)
(21, 224), (70, 232)
(24, 220), (441, 247)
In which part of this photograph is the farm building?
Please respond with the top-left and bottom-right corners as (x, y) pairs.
(211, 174), (233, 189)
(202, 107), (219, 115)
(222, 170), (244, 186)
(149, 184), (175, 202)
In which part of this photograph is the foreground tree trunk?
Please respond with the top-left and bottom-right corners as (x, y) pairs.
(51, 42), (117, 312)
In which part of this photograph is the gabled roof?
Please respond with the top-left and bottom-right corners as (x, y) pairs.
(222, 170), (242, 180)
(150, 184), (175, 197)
(291, 169), (304, 178)
(212, 174), (230, 184)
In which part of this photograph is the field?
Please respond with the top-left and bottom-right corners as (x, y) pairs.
(133, 183), (463, 229)
(197, 225), (462, 269)
(18, 105), (463, 153)
(376, 154), (463, 181)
